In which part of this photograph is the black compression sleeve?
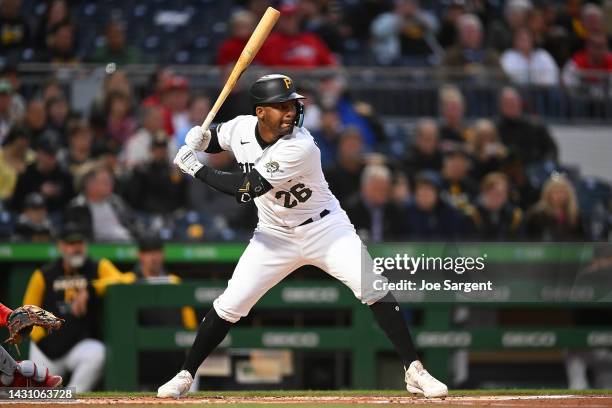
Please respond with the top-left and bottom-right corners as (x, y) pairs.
(204, 125), (223, 153)
(195, 166), (243, 195)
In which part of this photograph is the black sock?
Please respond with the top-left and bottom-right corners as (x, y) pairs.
(182, 308), (232, 377)
(369, 292), (419, 369)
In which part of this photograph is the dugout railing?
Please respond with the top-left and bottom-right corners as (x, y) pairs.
(102, 281), (612, 391)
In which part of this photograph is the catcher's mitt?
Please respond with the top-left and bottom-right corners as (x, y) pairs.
(5, 305), (64, 345)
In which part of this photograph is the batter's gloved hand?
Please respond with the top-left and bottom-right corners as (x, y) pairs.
(174, 145), (204, 177)
(5, 305), (64, 345)
(185, 126), (211, 151)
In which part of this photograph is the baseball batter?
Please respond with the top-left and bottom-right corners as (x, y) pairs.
(158, 74), (447, 398)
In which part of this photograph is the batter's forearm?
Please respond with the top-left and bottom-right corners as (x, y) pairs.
(195, 166), (243, 195)
(195, 166), (273, 203)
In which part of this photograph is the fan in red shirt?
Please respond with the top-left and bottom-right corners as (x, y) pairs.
(562, 33), (612, 94)
(217, 10), (259, 66)
(258, 3), (337, 67)
(1, 302), (62, 387)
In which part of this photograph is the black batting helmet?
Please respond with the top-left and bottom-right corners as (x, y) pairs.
(250, 74), (305, 127)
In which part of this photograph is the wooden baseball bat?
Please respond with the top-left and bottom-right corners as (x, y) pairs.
(201, 7), (280, 130)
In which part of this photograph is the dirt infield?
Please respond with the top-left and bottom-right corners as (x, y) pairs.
(4, 394), (612, 408)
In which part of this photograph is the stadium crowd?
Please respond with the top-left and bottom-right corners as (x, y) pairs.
(0, 0), (611, 243)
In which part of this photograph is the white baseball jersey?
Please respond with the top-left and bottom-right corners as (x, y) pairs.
(210, 115), (387, 324)
(216, 115), (341, 228)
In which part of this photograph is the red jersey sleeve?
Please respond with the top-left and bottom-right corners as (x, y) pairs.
(0, 302), (12, 327)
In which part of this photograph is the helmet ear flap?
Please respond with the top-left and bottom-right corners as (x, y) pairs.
(294, 101), (305, 127)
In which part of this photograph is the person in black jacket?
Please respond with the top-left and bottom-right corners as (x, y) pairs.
(403, 171), (473, 241)
(126, 133), (188, 216)
(13, 192), (54, 242)
(402, 118), (443, 180)
(10, 136), (74, 213)
(345, 164), (407, 242)
(496, 86), (558, 165)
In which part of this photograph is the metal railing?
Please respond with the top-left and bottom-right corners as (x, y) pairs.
(15, 64), (612, 123)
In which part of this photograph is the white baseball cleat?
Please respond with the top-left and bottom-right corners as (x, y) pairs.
(157, 370), (193, 399)
(405, 360), (448, 398)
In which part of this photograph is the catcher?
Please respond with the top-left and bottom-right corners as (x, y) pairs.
(0, 302), (64, 387)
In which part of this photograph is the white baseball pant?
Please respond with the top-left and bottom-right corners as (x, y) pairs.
(213, 210), (387, 323)
(29, 339), (105, 392)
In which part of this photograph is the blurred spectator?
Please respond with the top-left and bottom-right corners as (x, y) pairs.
(88, 20), (142, 65)
(487, 0), (533, 52)
(23, 99), (48, 142)
(0, 0), (30, 53)
(311, 107), (343, 168)
(562, 33), (612, 99)
(144, 75), (189, 138)
(66, 164), (135, 242)
(126, 134), (188, 216)
(122, 105), (165, 169)
(58, 120), (94, 177)
(500, 27), (559, 86)
(438, 85), (470, 145)
(45, 95), (70, 143)
(41, 79), (65, 104)
(213, 65), (252, 122)
(0, 126), (30, 202)
(437, 0), (466, 49)
(345, 164), (406, 242)
(23, 222), (128, 392)
(258, 3), (336, 67)
(440, 145), (477, 210)
(441, 13), (501, 73)
(468, 119), (507, 181)
(470, 172), (523, 240)
(528, 3), (568, 67)
(0, 79), (23, 142)
(10, 136), (74, 213)
(300, 0), (351, 54)
(106, 91), (136, 146)
(142, 67), (173, 107)
(174, 95), (210, 152)
(401, 118), (442, 178)
(496, 86), (557, 165)
(0, 65), (26, 119)
(325, 127), (365, 206)
(89, 69), (133, 148)
(370, 0), (441, 66)
(34, 0), (71, 49)
(216, 10), (257, 66)
(41, 21), (80, 64)
(13, 192), (54, 242)
(403, 171), (472, 240)
(168, 76), (190, 137)
(317, 75), (383, 148)
(558, 3), (609, 57)
(344, 0), (391, 45)
(297, 86), (322, 132)
(246, 0), (273, 19)
(525, 173), (584, 241)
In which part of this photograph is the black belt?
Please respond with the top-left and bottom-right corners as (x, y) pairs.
(298, 209), (330, 227)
